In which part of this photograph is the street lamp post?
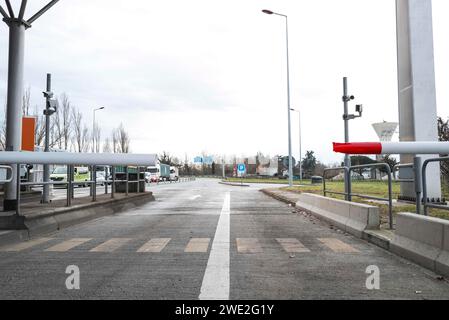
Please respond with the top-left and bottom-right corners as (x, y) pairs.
(290, 108), (302, 181)
(262, 9), (293, 186)
(1, 0), (60, 210)
(92, 107), (105, 153)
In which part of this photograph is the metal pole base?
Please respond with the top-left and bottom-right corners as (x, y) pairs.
(3, 199), (18, 211)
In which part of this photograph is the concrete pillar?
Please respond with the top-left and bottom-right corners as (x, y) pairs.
(4, 21), (26, 211)
(396, 0), (441, 201)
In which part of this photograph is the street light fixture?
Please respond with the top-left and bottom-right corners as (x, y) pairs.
(262, 9), (293, 186)
(92, 107), (105, 153)
(290, 108), (302, 181)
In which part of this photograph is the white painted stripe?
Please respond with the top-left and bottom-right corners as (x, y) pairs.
(236, 238), (263, 254)
(45, 238), (92, 252)
(137, 238), (171, 253)
(185, 238), (210, 253)
(89, 238), (132, 252)
(276, 238), (310, 253)
(318, 238), (359, 253)
(0, 238), (53, 252)
(199, 192), (230, 300)
(190, 195), (202, 200)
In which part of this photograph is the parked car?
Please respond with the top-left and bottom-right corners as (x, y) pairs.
(50, 166), (90, 188)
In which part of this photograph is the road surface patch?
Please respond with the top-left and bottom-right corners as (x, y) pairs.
(199, 192), (230, 300)
(318, 238), (359, 253)
(276, 238), (310, 253)
(89, 238), (132, 252)
(185, 238), (210, 253)
(0, 237), (53, 252)
(137, 238), (171, 253)
(44, 238), (92, 252)
(236, 238), (263, 254)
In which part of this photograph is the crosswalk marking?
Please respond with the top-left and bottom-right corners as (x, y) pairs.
(236, 238), (263, 254)
(0, 238), (53, 252)
(185, 238), (210, 253)
(137, 238), (171, 253)
(318, 238), (359, 253)
(45, 238), (92, 252)
(276, 238), (310, 253)
(89, 238), (132, 252)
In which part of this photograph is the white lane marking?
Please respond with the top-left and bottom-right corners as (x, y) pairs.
(276, 238), (310, 253)
(190, 195), (202, 200)
(89, 238), (132, 252)
(0, 238), (53, 252)
(318, 238), (359, 253)
(137, 238), (171, 253)
(185, 238), (210, 253)
(199, 192), (230, 300)
(45, 238), (92, 252)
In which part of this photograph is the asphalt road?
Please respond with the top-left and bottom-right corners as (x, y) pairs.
(1, 178), (449, 299)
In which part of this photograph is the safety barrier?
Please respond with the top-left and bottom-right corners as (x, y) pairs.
(422, 156), (449, 216)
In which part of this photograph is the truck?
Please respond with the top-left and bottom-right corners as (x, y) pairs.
(50, 166), (90, 187)
(146, 164), (170, 182)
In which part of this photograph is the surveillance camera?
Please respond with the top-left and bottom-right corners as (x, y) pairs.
(350, 95), (355, 100)
(42, 91), (54, 98)
(356, 104), (363, 113)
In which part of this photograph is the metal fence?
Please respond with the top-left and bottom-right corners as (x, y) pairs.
(1, 163), (196, 215)
(422, 156), (449, 216)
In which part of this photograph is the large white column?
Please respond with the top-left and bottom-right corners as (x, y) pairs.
(396, 0), (441, 201)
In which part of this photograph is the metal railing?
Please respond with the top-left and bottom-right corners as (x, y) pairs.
(422, 156), (449, 216)
(323, 163), (393, 229)
(323, 167), (349, 200)
(0, 165), (13, 183)
(392, 163), (414, 183)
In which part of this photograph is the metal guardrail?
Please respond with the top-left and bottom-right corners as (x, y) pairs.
(323, 167), (349, 200)
(392, 163), (414, 183)
(422, 156), (449, 216)
(0, 165), (13, 183)
(323, 163), (393, 229)
(0, 160), (196, 215)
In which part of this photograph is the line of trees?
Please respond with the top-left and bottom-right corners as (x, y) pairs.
(0, 88), (131, 153)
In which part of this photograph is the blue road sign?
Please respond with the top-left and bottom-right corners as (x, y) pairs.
(237, 164), (246, 173)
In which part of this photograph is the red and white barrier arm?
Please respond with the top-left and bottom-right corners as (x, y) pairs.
(333, 142), (449, 155)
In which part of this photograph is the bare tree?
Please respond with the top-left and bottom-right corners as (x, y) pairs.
(22, 87), (31, 116)
(33, 105), (45, 148)
(71, 107), (90, 153)
(103, 137), (112, 153)
(112, 123), (130, 153)
(55, 93), (72, 150)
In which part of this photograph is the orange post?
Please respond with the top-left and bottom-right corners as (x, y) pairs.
(21, 116), (36, 152)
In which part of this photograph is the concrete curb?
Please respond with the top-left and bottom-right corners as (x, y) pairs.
(0, 192), (155, 242)
(390, 212), (449, 278)
(260, 189), (297, 206)
(219, 181), (250, 187)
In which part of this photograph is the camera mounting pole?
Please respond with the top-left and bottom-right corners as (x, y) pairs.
(341, 77), (363, 201)
(1, 0), (60, 211)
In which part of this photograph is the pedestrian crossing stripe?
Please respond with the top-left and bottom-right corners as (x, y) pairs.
(137, 238), (171, 253)
(317, 238), (359, 253)
(0, 237), (359, 254)
(90, 238), (133, 252)
(45, 238), (92, 252)
(0, 237), (53, 252)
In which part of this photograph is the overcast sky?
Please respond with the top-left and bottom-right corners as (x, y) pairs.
(1, 0), (448, 164)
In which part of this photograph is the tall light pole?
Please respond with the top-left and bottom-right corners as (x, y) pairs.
(262, 9), (293, 186)
(92, 107), (105, 153)
(1, 0), (60, 211)
(290, 108), (302, 181)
